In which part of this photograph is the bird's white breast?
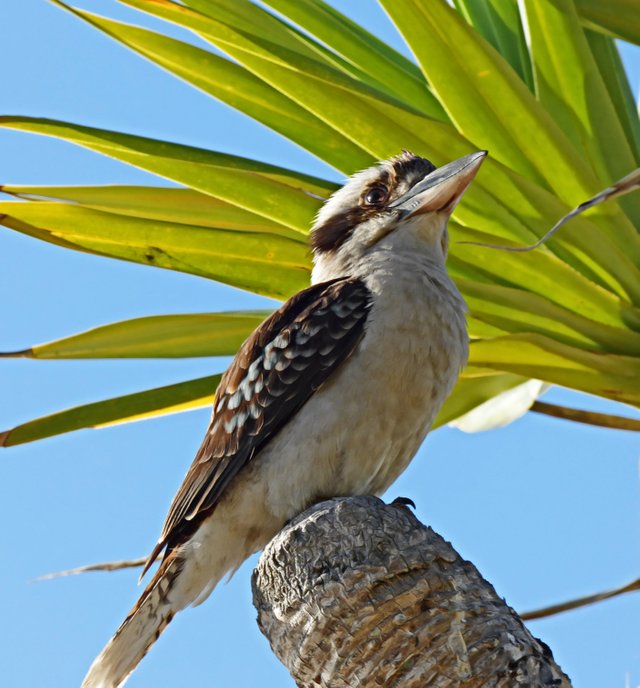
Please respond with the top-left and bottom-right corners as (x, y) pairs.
(262, 249), (468, 519)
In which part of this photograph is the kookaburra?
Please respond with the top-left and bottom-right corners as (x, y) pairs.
(83, 150), (486, 687)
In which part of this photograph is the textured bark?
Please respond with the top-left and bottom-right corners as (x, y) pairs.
(252, 496), (571, 688)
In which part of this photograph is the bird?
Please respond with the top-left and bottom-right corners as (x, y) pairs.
(82, 149), (486, 687)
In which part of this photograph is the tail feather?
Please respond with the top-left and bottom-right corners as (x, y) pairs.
(82, 556), (183, 688)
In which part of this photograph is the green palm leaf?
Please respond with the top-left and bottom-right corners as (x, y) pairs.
(2, 0), (638, 447)
(258, 0), (445, 116)
(585, 30), (640, 161)
(0, 375), (221, 447)
(51, 2), (374, 173)
(0, 200), (311, 298)
(0, 116), (329, 231)
(522, 0), (638, 201)
(469, 335), (640, 405)
(1, 185), (311, 238)
(0, 312), (269, 359)
(574, 0), (640, 45)
(452, 0), (534, 88)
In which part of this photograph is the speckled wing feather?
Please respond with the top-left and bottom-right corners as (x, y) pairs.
(143, 277), (372, 573)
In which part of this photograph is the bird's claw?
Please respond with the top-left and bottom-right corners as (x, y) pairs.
(390, 496), (416, 510)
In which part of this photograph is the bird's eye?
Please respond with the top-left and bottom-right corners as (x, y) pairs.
(363, 185), (389, 207)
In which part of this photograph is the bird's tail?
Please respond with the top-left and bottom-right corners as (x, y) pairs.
(82, 554), (186, 688)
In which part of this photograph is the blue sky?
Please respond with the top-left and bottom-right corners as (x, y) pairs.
(1, 2), (639, 687)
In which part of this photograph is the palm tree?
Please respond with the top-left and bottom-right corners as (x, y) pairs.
(1, 1), (638, 685)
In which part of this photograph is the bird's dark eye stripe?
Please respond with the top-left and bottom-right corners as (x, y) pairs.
(310, 208), (363, 253)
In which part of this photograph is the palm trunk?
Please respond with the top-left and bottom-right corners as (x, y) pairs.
(253, 496), (571, 687)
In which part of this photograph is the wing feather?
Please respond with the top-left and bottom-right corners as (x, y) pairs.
(142, 277), (372, 575)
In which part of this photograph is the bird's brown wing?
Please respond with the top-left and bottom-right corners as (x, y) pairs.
(143, 277), (372, 574)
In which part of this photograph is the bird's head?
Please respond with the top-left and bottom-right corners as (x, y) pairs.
(310, 150), (486, 281)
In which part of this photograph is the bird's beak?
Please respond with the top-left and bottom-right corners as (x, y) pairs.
(390, 151), (487, 219)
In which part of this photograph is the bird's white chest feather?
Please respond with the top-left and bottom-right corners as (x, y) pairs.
(263, 252), (467, 518)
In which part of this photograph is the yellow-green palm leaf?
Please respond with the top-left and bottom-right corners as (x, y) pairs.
(1, 0), (639, 443)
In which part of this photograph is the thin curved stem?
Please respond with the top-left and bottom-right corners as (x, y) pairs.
(521, 577), (640, 621)
(531, 400), (640, 431)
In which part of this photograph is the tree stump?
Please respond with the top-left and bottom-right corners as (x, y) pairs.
(252, 496), (571, 687)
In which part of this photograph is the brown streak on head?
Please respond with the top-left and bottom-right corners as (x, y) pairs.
(310, 207), (364, 253)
